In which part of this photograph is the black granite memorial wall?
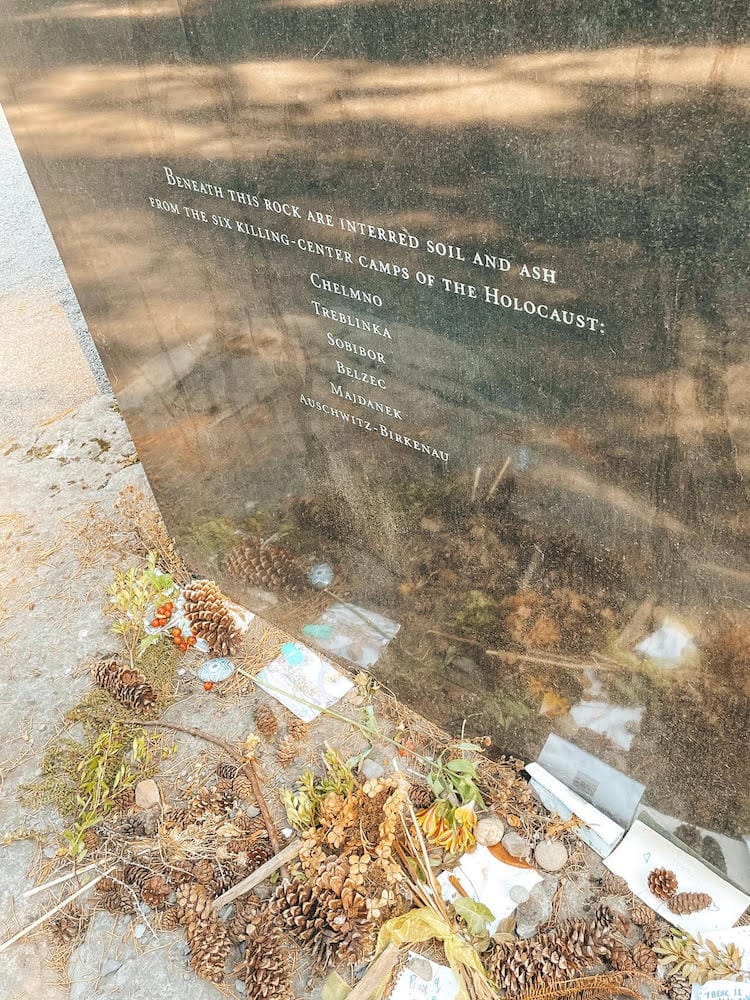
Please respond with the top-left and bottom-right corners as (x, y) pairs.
(1, 1), (748, 876)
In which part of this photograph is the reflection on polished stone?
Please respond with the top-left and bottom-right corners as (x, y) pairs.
(1, 0), (747, 870)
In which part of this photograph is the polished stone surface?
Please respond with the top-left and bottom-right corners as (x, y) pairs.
(1, 2), (748, 866)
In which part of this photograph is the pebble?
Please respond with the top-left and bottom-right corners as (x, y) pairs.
(510, 885), (530, 904)
(135, 778), (161, 811)
(101, 959), (122, 977)
(133, 923), (146, 939)
(476, 814), (504, 847)
(515, 877), (559, 938)
(360, 758), (385, 780)
(43, 845), (58, 858)
(235, 980), (247, 994)
(534, 839), (568, 872)
(502, 831), (532, 859)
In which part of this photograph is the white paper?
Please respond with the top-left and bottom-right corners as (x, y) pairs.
(693, 981), (750, 1000)
(389, 952), (460, 1000)
(605, 821), (750, 933)
(437, 844), (542, 935)
(526, 762), (625, 857)
(695, 927), (750, 972)
(307, 601), (400, 668)
(254, 644), (354, 721)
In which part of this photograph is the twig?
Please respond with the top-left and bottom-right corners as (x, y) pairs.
(427, 628), (487, 650)
(23, 860), (101, 899)
(346, 943), (400, 1000)
(0, 865), (117, 955)
(212, 841), (302, 910)
(130, 719), (285, 860)
(487, 456), (511, 498)
(486, 648), (625, 672)
(471, 466), (482, 502)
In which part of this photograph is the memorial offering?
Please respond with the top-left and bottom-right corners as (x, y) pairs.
(1, 1), (749, 993)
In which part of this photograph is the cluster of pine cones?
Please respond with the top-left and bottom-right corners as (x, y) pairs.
(648, 867), (713, 914)
(483, 903), (665, 993)
(92, 659), (157, 712)
(95, 759), (274, 985)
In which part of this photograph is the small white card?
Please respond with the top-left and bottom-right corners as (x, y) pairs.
(437, 844), (542, 935)
(389, 952), (460, 1000)
(692, 981), (750, 1000)
(254, 643), (354, 721)
(605, 821), (750, 933)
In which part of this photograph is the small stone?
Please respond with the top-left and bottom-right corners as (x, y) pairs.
(476, 814), (505, 847)
(134, 778), (161, 811)
(516, 877), (559, 938)
(101, 959), (122, 977)
(502, 831), (531, 859)
(235, 980), (247, 994)
(360, 758), (385, 780)
(408, 956), (434, 981)
(43, 846), (58, 858)
(534, 839), (568, 872)
(510, 885), (530, 905)
(133, 923), (146, 939)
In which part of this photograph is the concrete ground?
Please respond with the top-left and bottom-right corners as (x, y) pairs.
(0, 105), (163, 999)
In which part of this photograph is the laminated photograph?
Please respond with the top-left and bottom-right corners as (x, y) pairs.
(254, 642), (354, 721)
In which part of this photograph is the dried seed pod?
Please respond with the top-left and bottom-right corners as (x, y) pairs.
(215, 760), (239, 780)
(647, 867), (679, 900)
(667, 891), (713, 915)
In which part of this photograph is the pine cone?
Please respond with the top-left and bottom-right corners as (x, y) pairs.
(123, 862), (152, 892)
(141, 874), (171, 909)
(224, 538), (306, 595)
(187, 916), (230, 983)
(95, 877), (136, 914)
(233, 813), (266, 836)
(630, 902), (656, 927)
(49, 908), (88, 945)
(409, 784), (434, 811)
(254, 703), (278, 741)
(216, 760), (239, 779)
(272, 865), (369, 969)
(648, 867), (679, 900)
(92, 659), (156, 711)
(277, 737), (297, 766)
(608, 943), (636, 972)
(600, 870), (630, 896)
(632, 942), (658, 974)
(239, 897), (294, 1000)
(227, 838), (273, 870)
(159, 906), (181, 931)
(668, 891), (712, 915)
(287, 716), (307, 742)
(666, 976), (693, 1000)
(233, 772), (256, 804)
(485, 919), (612, 993)
(183, 579), (241, 656)
(175, 881), (216, 923)
(640, 922), (667, 947)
